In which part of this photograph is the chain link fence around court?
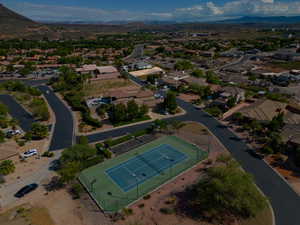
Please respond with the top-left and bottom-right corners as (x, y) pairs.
(79, 136), (208, 213)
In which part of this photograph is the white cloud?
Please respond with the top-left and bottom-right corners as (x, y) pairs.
(261, 0), (274, 3)
(174, 0), (300, 21)
(4, 0), (300, 22)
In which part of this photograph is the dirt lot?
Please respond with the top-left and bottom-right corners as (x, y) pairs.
(1, 186), (110, 225)
(83, 78), (137, 97)
(0, 203), (55, 225)
(1, 137), (50, 185)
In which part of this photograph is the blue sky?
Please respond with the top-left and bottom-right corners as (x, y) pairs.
(1, 0), (300, 22)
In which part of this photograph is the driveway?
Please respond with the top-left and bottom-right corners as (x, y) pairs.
(38, 86), (74, 151)
(0, 94), (35, 132)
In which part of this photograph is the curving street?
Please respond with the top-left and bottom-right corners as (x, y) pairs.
(38, 86), (74, 150)
(0, 94), (35, 132)
(2, 81), (299, 225)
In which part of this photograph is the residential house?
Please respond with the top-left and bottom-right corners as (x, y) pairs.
(281, 124), (300, 146)
(237, 99), (300, 124)
(219, 86), (246, 102)
(76, 64), (120, 80)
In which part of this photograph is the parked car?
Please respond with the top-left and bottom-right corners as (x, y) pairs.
(14, 183), (38, 198)
(21, 149), (38, 158)
(6, 129), (22, 136)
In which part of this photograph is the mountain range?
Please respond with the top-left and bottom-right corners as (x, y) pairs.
(218, 16), (300, 24)
(1, 3), (300, 39)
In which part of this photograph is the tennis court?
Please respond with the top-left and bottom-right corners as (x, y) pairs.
(106, 144), (188, 192)
(79, 135), (207, 212)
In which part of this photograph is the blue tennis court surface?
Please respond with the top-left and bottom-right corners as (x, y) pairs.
(105, 144), (188, 192)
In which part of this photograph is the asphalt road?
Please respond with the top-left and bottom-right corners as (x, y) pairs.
(0, 94), (35, 132)
(177, 100), (300, 225)
(84, 97), (300, 225)
(125, 44), (144, 60)
(16, 76), (300, 223)
(38, 86), (74, 150)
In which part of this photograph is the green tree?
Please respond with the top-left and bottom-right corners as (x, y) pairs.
(110, 103), (127, 124)
(0, 130), (5, 143)
(60, 144), (97, 165)
(164, 91), (178, 114)
(175, 60), (194, 71)
(268, 112), (285, 132)
(227, 96), (237, 108)
(206, 71), (221, 84)
(232, 112), (244, 123)
(127, 100), (139, 121)
(0, 103), (8, 118)
(191, 69), (205, 78)
(139, 104), (149, 117)
(152, 119), (168, 133)
(206, 106), (222, 117)
(78, 136), (89, 145)
(30, 123), (49, 139)
(59, 161), (81, 183)
(58, 144), (101, 183)
(188, 157), (267, 220)
(0, 160), (15, 175)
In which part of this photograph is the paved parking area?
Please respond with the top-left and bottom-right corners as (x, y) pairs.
(111, 134), (157, 155)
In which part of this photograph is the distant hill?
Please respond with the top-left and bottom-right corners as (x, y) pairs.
(0, 4), (54, 39)
(0, 3), (37, 26)
(219, 16), (300, 24)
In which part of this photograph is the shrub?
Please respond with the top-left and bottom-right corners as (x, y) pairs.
(261, 146), (274, 155)
(81, 155), (104, 169)
(17, 140), (26, 146)
(102, 149), (112, 159)
(42, 151), (54, 157)
(30, 123), (49, 139)
(138, 203), (145, 208)
(0, 160), (15, 175)
(205, 106), (222, 117)
(0, 130), (5, 143)
(160, 207), (175, 214)
(70, 183), (83, 199)
(132, 129), (148, 137)
(104, 135), (132, 147)
(143, 194), (151, 200)
(122, 208), (133, 216)
(78, 136), (89, 145)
